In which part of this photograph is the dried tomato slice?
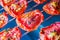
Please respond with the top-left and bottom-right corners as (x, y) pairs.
(0, 0), (27, 18)
(16, 9), (44, 32)
(43, 1), (60, 15)
(40, 22), (60, 40)
(0, 12), (8, 28)
(8, 27), (22, 40)
(34, 0), (46, 4)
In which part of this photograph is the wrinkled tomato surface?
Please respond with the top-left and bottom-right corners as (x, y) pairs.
(8, 27), (22, 40)
(40, 22), (60, 40)
(0, 0), (27, 18)
(16, 9), (44, 32)
(43, 0), (60, 15)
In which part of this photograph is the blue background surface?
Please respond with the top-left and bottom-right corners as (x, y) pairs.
(0, 0), (60, 40)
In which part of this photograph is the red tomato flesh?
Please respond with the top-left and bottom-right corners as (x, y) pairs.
(43, 1), (60, 15)
(40, 22), (60, 40)
(16, 9), (44, 32)
(0, 0), (27, 18)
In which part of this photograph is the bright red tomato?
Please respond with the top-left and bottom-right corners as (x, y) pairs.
(16, 9), (44, 32)
(0, 12), (8, 28)
(34, 0), (46, 4)
(43, 0), (60, 15)
(40, 22), (60, 40)
(0, 0), (27, 18)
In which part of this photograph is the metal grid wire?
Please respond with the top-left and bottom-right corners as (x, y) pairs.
(0, 0), (60, 40)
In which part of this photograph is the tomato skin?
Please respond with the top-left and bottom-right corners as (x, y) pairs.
(16, 9), (44, 32)
(34, 0), (46, 4)
(0, 0), (27, 18)
(0, 12), (8, 28)
(40, 22), (60, 40)
(43, 2), (60, 15)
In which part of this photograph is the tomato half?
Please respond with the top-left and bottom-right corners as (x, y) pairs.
(8, 27), (22, 40)
(40, 22), (60, 40)
(16, 9), (44, 32)
(0, 12), (8, 28)
(43, 1), (60, 15)
(0, 0), (27, 18)
(34, 0), (46, 4)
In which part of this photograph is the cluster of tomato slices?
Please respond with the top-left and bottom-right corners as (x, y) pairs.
(0, 0), (60, 40)
(0, 0), (45, 31)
